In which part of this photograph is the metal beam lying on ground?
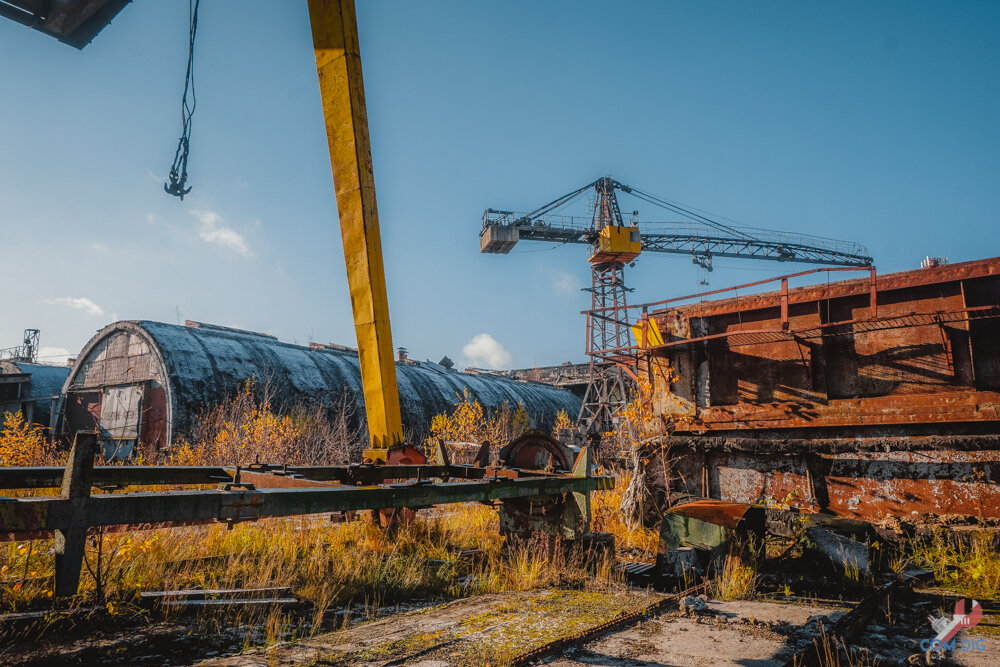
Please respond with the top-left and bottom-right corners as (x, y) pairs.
(778, 578), (909, 667)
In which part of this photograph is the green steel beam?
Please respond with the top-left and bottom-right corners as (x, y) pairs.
(0, 464), (508, 490)
(0, 475), (614, 537)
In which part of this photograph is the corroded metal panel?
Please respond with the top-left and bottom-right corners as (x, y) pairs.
(639, 257), (1000, 521)
(656, 446), (1000, 520)
(140, 385), (167, 452)
(648, 257), (1000, 434)
(703, 302), (824, 405)
(966, 275), (1000, 389)
(99, 384), (142, 439)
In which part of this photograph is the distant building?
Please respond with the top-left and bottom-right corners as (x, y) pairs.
(507, 362), (591, 399)
(60, 320), (582, 459)
(0, 360), (69, 433)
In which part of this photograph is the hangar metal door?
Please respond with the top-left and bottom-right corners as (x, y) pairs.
(99, 384), (144, 460)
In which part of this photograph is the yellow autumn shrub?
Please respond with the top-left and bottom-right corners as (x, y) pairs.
(160, 379), (356, 466)
(423, 388), (529, 457)
(0, 411), (56, 466)
(551, 409), (574, 435)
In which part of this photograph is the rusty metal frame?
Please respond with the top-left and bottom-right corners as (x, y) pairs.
(0, 463), (506, 490)
(589, 305), (1000, 361)
(0, 435), (611, 596)
(582, 267), (884, 365)
(585, 266), (876, 317)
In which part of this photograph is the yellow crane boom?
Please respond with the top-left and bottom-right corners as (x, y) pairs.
(307, 0), (407, 462)
(4, 0), (419, 463)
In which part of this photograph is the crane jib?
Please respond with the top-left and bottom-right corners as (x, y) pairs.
(480, 178), (871, 268)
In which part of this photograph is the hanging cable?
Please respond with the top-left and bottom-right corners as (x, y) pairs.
(627, 187), (759, 241)
(164, 0), (201, 200)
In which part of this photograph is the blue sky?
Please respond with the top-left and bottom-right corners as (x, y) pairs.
(1, 1), (998, 369)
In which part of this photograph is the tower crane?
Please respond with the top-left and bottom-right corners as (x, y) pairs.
(480, 177), (873, 437)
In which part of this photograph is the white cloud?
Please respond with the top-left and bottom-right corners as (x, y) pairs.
(191, 209), (253, 258)
(37, 346), (71, 365)
(461, 333), (513, 369)
(44, 296), (105, 317)
(89, 241), (110, 252)
(550, 269), (581, 295)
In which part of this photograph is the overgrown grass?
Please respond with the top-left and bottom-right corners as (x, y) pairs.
(0, 503), (624, 649)
(909, 530), (1000, 599)
(0, 386), (644, 652)
(797, 623), (879, 667)
(591, 472), (659, 557)
(712, 554), (757, 601)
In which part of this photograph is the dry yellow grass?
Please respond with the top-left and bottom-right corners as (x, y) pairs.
(0, 502), (624, 647)
(910, 529), (1000, 599)
(592, 472), (660, 557)
(711, 554), (757, 601)
(0, 389), (636, 650)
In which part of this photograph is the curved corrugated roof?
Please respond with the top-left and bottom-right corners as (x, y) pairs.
(67, 321), (580, 444)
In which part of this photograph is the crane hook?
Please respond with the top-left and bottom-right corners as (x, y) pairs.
(164, 167), (191, 200)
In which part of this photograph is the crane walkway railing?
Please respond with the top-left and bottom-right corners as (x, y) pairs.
(481, 211), (871, 264)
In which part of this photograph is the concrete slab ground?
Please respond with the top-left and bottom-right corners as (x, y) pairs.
(195, 592), (1000, 666)
(198, 594), (851, 667)
(198, 588), (662, 667)
(549, 599), (849, 667)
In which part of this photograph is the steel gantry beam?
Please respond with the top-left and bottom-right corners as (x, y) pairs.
(0, 435), (612, 595)
(308, 0), (406, 460)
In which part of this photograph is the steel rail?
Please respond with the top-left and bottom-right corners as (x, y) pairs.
(584, 266), (874, 315)
(585, 304), (1000, 359)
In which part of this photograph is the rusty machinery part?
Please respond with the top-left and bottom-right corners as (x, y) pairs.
(656, 500), (767, 578)
(370, 443), (428, 528)
(499, 430), (573, 471)
(382, 444), (427, 466)
(496, 432), (588, 541)
(625, 258), (1000, 522)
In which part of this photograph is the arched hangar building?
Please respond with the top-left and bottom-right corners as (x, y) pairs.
(61, 321), (581, 459)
